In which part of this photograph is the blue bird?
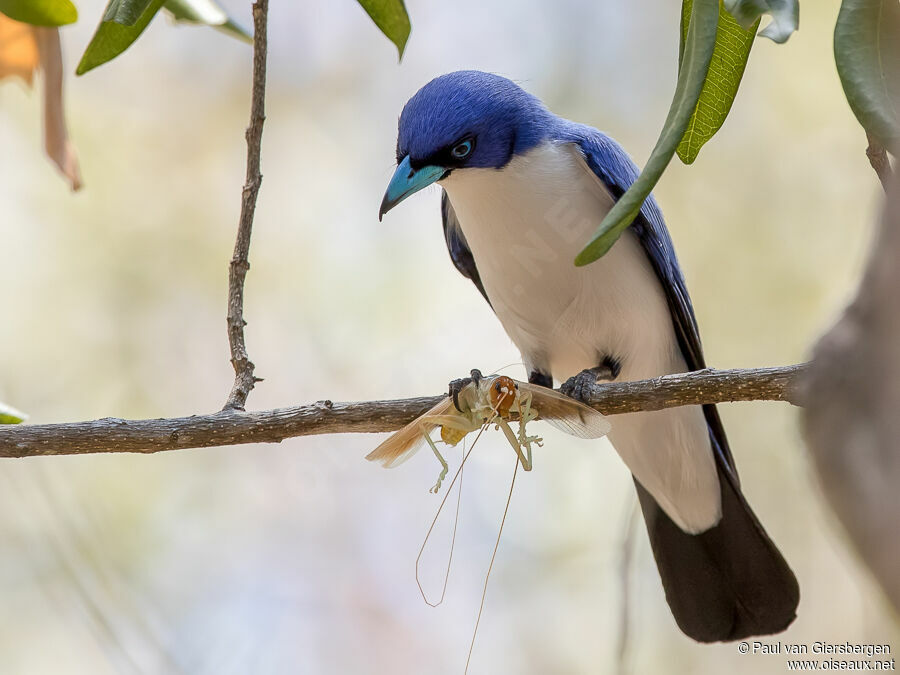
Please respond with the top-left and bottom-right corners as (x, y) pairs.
(379, 70), (798, 642)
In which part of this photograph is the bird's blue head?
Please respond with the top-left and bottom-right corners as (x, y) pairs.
(379, 71), (553, 219)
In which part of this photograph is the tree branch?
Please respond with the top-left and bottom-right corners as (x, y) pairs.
(866, 132), (893, 192)
(225, 0), (268, 411)
(803, 161), (900, 613)
(0, 364), (807, 458)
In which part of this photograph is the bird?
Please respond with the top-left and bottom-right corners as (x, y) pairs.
(378, 70), (799, 643)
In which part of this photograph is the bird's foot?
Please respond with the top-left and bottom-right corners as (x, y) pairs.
(448, 368), (483, 412)
(560, 364), (615, 404)
(528, 370), (553, 388)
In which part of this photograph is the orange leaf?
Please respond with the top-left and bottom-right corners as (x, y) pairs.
(0, 17), (81, 190)
(0, 13), (39, 85)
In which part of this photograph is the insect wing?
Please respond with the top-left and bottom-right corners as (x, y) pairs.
(518, 382), (611, 439)
(365, 398), (455, 468)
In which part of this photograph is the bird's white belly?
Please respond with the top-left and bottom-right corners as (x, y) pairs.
(441, 141), (721, 533)
(441, 141), (673, 381)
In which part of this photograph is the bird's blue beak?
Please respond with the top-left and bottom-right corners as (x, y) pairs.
(379, 155), (446, 221)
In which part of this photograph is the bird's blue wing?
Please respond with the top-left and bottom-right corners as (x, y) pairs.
(441, 190), (491, 306)
(564, 126), (736, 475)
(562, 128), (796, 641)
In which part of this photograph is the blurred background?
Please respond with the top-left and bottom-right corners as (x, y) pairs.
(1, 1), (897, 673)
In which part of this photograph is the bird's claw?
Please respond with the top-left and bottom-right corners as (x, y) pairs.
(560, 366), (613, 404)
(448, 368), (483, 412)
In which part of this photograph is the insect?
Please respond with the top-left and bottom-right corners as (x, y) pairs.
(366, 372), (611, 492)
(367, 372), (611, 672)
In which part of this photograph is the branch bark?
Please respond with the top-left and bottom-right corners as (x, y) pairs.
(802, 163), (900, 613)
(0, 364), (807, 458)
(225, 0), (268, 411)
(866, 132), (893, 192)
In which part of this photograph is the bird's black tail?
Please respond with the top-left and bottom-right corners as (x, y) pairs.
(635, 413), (799, 642)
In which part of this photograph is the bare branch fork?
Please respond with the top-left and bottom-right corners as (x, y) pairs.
(0, 364), (807, 458)
(225, 0), (268, 411)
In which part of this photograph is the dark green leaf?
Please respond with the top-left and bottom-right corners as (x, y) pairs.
(724, 0), (799, 43)
(835, 0), (900, 151)
(164, 0), (251, 43)
(0, 402), (27, 424)
(76, 0), (165, 75)
(0, 0), (77, 26)
(103, 0), (155, 25)
(575, 0), (719, 266)
(356, 0), (410, 58)
(677, 0), (759, 164)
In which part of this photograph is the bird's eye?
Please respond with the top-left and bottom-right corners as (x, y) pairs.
(450, 139), (474, 159)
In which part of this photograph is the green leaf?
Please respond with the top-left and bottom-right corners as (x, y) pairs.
(76, 0), (165, 75)
(103, 0), (155, 25)
(0, 0), (77, 26)
(724, 0), (799, 43)
(164, 0), (252, 43)
(575, 0), (720, 266)
(0, 401), (27, 424)
(834, 0), (900, 151)
(677, 1), (759, 164)
(356, 0), (410, 58)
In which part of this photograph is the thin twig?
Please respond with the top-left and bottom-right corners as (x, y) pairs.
(866, 132), (892, 192)
(0, 364), (808, 458)
(615, 497), (640, 675)
(225, 0), (268, 410)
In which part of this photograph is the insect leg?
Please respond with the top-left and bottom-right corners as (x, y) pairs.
(497, 418), (532, 471)
(515, 392), (542, 465)
(420, 424), (450, 493)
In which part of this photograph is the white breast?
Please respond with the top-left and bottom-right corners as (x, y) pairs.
(440, 141), (721, 533)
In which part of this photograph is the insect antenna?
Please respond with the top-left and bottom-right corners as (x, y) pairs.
(465, 455), (519, 675)
(415, 428), (481, 607)
(414, 398), (506, 608)
(491, 361), (525, 374)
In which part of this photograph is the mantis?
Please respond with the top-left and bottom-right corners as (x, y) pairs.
(366, 372), (612, 492)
